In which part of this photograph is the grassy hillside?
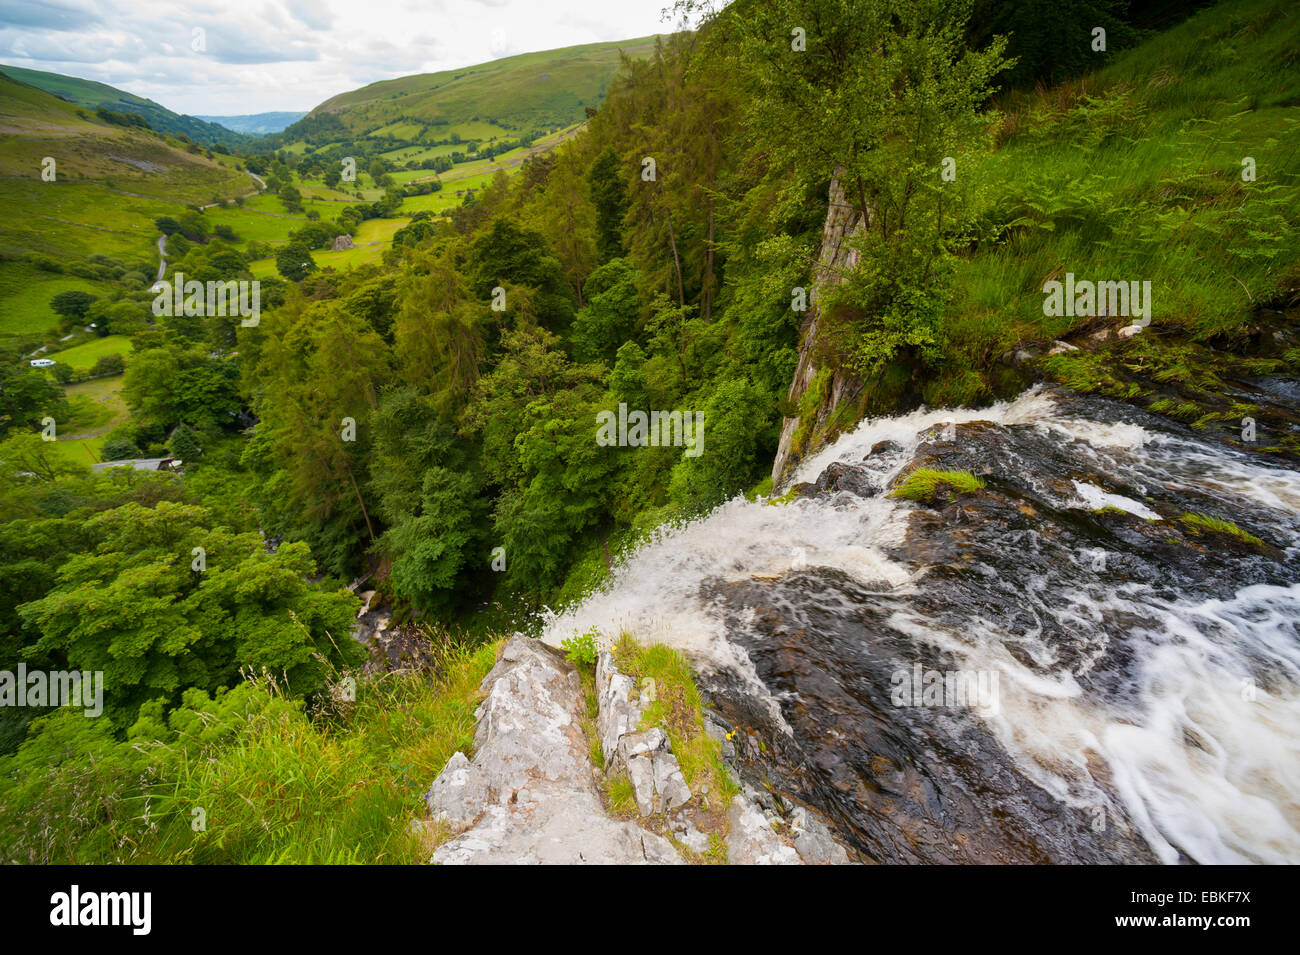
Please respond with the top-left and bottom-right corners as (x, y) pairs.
(284, 36), (660, 146)
(941, 0), (1299, 438)
(0, 74), (253, 339)
(793, 0), (1299, 451)
(0, 64), (250, 148)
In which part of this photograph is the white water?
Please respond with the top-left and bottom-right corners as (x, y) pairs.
(540, 387), (1300, 864)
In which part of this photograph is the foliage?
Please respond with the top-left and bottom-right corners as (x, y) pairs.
(889, 468), (986, 501)
(560, 628), (599, 667)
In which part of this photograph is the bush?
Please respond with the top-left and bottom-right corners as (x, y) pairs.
(89, 354), (126, 377)
(100, 434), (142, 460)
(561, 628), (599, 667)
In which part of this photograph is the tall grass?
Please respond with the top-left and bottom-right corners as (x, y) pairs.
(937, 0), (1299, 403)
(0, 635), (502, 864)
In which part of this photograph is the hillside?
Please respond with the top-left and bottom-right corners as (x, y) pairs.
(0, 64), (251, 148)
(0, 73), (251, 339)
(280, 35), (661, 147)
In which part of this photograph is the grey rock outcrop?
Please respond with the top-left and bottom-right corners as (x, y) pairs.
(770, 173), (869, 488)
(596, 650), (691, 817)
(725, 795), (801, 865)
(423, 636), (682, 864)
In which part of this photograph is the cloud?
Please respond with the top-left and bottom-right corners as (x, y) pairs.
(0, 0), (668, 114)
(0, 0), (103, 30)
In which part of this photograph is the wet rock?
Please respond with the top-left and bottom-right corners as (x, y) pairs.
(425, 636), (682, 864)
(1000, 346), (1040, 366)
(704, 713), (736, 760)
(812, 461), (879, 498)
(868, 440), (903, 457)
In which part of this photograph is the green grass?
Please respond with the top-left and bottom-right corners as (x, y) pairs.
(912, 0), (1300, 409)
(611, 635), (738, 860)
(1180, 512), (1266, 549)
(0, 267), (107, 336)
(889, 468), (986, 502)
(0, 634), (504, 864)
(44, 334), (132, 373)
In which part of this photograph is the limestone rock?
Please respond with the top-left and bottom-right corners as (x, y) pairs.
(331, 234), (355, 251)
(424, 751), (487, 830)
(726, 795), (800, 865)
(598, 651), (692, 817)
(425, 635), (683, 865)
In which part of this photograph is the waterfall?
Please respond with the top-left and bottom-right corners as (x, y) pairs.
(540, 385), (1300, 864)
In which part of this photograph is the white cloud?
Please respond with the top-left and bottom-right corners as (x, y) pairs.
(0, 0), (670, 114)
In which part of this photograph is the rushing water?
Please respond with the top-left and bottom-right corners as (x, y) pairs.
(540, 385), (1300, 864)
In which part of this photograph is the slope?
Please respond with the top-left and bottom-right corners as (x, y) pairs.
(0, 64), (251, 148)
(281, 35), (662, 147)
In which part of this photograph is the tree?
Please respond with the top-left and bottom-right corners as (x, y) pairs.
(589, 148), (629, 264)
(90, 353), (126, 377)
(719, 0), (1012, 376)
(167, 423), (202, 461)
(18, 501), (361, 727)
(0, 364), (66, 437)
(276, 243), (317, 282)
(569, 259), (642, 364)
(99, 434), (142, 460)
(668, 377), (768, 511)
(49, 291), (97, 323)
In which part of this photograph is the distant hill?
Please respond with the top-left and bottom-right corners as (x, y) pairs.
(0, 64), (250, 148)
(194, 111), (307, 135)
(279, 36), (661, 147)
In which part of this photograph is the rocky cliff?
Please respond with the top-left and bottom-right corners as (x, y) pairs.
(770, 174), (869, 488)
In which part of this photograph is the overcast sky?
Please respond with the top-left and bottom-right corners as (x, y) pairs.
(0, 0), (677, 116)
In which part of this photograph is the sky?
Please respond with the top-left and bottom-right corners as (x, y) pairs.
(0, 0), (677, 116)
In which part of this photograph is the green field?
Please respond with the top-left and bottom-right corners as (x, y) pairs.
(44, 334), (133, 373)
(0, 268), (107, 337)
(247, 215), (412, 275)
(54, 372), (129, 465)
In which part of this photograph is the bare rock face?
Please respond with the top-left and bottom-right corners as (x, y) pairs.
(770, 173), (869, 487)
(725, 795), (801, 865)
(596, 651), (691, 817)
(424, 636), (682, 864)
(331, 234), (355, 251)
